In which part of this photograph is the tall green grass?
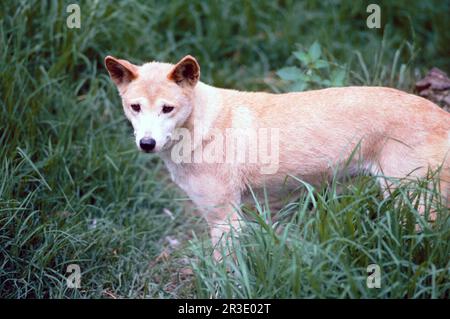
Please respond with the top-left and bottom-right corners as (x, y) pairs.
(0, 0), (449, 298)
(190, 173), (449, 298)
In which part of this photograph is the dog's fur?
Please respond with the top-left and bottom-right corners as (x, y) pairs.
(105, 55), (450, 259)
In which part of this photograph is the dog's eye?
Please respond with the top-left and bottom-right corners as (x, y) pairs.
(131, 104), (141, 112)
(162, 105), (174, 114)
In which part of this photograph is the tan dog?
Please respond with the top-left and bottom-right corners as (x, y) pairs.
(105, 55), (450, 259)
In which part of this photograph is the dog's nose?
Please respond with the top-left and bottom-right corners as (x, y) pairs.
(139, 137), (156, 152)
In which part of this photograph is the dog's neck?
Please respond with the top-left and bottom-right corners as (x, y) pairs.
(179, 82), (230, 152)
(191, 82), (223, 128)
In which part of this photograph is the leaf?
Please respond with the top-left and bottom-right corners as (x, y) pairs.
(293, 51), (310, 65)
(314, 59), (329, 69)
(309, 41), (321, 61)
(288, 81), (307, 92)
(331, 69), (346, 86)
(310, 74), (323, 84)
(276, 66), (303, 81)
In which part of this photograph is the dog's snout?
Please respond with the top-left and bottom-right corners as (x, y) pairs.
(139, 137), (156, 152)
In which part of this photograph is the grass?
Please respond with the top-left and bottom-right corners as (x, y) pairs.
(191, 173), (449, 298)
(0, 0), (449, 298)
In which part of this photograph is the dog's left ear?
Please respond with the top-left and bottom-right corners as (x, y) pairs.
(168, 55), (200, 87)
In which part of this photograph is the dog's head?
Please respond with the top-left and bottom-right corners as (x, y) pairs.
(105, 55), (200, 153)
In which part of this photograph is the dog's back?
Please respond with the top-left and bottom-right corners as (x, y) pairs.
(212, 86), (450, 204)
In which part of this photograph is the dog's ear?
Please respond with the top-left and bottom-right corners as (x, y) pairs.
(104, 56), (138, 86)
(167, 55), (200, 87)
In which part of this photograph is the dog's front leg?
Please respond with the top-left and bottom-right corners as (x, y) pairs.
(184, 173), (242, 261)
(203, 204), (242, 262)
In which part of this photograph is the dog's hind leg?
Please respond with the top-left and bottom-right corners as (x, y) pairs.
(438, 162), (450, 209)
(373, 139), (448, 225)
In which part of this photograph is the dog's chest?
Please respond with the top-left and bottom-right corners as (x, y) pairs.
(161, 156), (189, 190)
(160, 154), (242, 207)
(160, 156), (210, 204)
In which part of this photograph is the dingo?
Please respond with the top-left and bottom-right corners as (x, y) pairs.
(105, 55), (450, 260)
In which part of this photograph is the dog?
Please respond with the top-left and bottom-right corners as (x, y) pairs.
(105, 54), (450, 260)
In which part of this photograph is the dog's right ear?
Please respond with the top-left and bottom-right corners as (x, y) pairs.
(104, 56), (138, 86)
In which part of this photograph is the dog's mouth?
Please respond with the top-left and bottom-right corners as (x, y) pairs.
(160, 138), (177, 151)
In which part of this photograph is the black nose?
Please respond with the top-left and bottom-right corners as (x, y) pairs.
(139, 138), (156, 152)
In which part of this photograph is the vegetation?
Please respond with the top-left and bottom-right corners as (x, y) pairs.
(0, 0), (448, 298)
